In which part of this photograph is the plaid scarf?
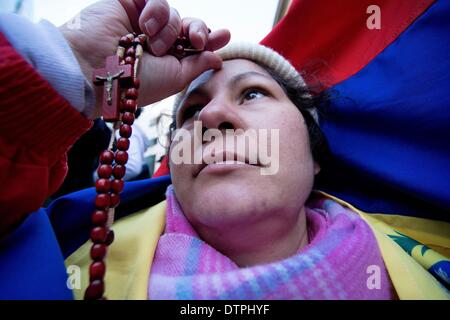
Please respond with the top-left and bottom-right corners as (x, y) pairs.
(148, 186), (394, 299)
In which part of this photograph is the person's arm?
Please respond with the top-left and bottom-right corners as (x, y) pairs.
(0, 30), (92, 237)
(0, 0), (230, 238)
(0, 13), (95, 117)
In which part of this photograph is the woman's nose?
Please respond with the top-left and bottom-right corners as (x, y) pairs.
(197, 98), (244, 131)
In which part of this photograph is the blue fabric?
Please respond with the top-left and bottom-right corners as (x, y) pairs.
(48, 175), (172, 258)
(0, 175), (171, 299)
(318, 0), (450, 221)
(0, 210), (73, 300)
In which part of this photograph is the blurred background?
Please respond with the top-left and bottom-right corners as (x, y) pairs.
(1, 0), (291, 176)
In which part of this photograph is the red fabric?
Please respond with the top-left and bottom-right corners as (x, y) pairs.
(0, 33), (92, 237)
(153, 0), (434, 177)
(152, 154), (170, 177)
(261, 0), (434, 90)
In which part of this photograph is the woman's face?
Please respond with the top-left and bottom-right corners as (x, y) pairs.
(169, 59), (317, 231)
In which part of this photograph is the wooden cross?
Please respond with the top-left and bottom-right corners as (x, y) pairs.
(93, 55), (133, 122)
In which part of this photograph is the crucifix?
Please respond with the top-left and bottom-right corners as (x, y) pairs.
(93, 55), (133, 122)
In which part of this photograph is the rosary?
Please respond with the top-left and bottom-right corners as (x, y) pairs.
(84, 31), (203, 300)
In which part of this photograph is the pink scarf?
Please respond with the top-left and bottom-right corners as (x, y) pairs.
(148, 186), (394, 299)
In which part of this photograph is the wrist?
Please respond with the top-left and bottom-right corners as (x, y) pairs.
(59, 25), (103, 119)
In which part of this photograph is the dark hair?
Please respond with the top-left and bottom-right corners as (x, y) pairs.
(166, 65), (330, 170)
(263, 68), (331, 170)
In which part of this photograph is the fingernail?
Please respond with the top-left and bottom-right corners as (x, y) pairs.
(151, 39), (165, 56)
(145, 19), (158, 36)
(197, 32), (206, 48)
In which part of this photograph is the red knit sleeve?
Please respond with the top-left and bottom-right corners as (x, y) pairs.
(0, 33), (93, 237)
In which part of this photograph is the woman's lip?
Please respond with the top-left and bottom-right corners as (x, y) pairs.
(197, 161), (256, 176)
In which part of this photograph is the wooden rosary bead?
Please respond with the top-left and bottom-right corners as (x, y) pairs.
(84, 280), (104, 300)
(125, 47), (135, 56)
(119, 36), (132, 47)
(91, 210), (108, 226)
(90, 244), (107, 261)
(121, 112), (135, 125)
(124, 56), (135, 65)
(125, 88), (138, 99)
(137, 34), (147, 44)
(89, 262), (106, 280)
(119, 124), (133, 138)
(115, 151), (129, 165)
(117, 137), (130, 151)
(133, 78), (140, 89)
(90, 226), (107, 243)
(111, 179), (124, 193)
(95, 193), (111, 209)
(97, 164), (113, 178)
(110, 193), (120, 208)
(122, 99), (137, 112)
(133, 37), (145, 46)
(105, 230), (115, 246)
(112, 165), (126, 179)
(99, 150), (114, 164)
(95, 179), (111, 193)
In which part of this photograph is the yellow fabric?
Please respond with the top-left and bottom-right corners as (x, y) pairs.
(317, 191), (449, 300)
(369, 213), (450, 258)
(65, 200), (166, 300)
(66, 193), (449, 300)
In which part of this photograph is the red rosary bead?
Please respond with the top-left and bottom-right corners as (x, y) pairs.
(119, 35), (132, 47)
(120, 124), (133, 138)
(99, 150), (114, 164)
(137, 34), (147, 45)
(91, 210), (108, 226)
(122, 112), (135, 125)
(112, 165), (126, 179)
(90, 262), (106, 280)
(95, 179), (111, 193)
(124, 56), (135, 65)
(90, 244), (107, 261)
(90, 226), (107, 243)
(111, 179), (124, 193)
(105, 230), (115, 246)
(84, 280), (104, 300)
(125, 88), (138, 99)
(97, 164), (113, 178)
(117, 137), (130, 151)
(122, 99), (137, 113)
(110, 193), (120, 208)
(125, 47), (135, 56)
(115, 151), (128, 165)
(95, 193), (111, 209)
(133, 78), (140, 89)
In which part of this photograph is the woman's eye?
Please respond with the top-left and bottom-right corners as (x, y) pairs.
(243, 89), (266, 101)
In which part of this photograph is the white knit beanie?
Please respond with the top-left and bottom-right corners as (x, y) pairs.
(175, 42), (318, 123)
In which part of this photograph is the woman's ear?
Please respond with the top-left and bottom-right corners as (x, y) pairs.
(314, 162), (321, 175)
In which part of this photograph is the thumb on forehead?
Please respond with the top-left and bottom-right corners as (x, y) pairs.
(178, 51), (223, 86)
